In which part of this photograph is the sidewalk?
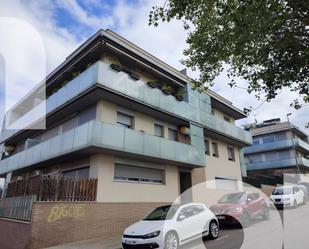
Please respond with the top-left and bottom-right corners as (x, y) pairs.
(44, 237), (122, 249)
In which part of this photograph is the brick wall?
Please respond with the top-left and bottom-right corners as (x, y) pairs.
(30, 202), (168, 249)
(0, 218), (32, 249)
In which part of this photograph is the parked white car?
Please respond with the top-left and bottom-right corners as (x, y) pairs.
(270, 185), (305, 208)
(122, 203), (219, 249)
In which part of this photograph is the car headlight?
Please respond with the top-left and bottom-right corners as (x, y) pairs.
(284, 198), (291, 201)
(226, 207), (242, 214)
(142, 230), (161, 239)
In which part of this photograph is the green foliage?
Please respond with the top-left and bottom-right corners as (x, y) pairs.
(149, 0), (309, 108)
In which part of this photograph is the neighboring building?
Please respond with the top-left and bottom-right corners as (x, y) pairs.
(243, 118), (309, 178)
(0, 30), (251, 248)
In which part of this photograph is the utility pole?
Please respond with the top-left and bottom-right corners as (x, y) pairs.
(286, 113), (301, 183)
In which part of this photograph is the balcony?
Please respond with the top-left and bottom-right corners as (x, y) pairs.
(246, 157), (309, 171)
(97, 62), (251, 145)
(0, 120), (205, 175)
(1, 61), (251, 146)
(243, 138), (309, 155)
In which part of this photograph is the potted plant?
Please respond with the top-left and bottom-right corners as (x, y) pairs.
(71, 71), (80, 78)
(175, 88), (186, 101)
(110, 61), (122, 72)
(147, 79), (160, 88)
(161, 83), (173, 95)
(129, 71), (140, 81)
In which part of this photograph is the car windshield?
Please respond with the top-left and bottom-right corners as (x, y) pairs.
(272, 187), (292, 195)
(218, 193), (246, 204)
(143, 205), (179, 221)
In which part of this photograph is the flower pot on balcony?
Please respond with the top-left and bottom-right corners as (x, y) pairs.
(175, 89), (185, 101)
(110, 63), (122, 72)
(129, 72), (140, 81)
(162, 84), (173, 95)
(147, 80), (160, 88)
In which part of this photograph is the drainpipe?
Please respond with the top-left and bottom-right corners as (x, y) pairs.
(286, 113), (301, 183)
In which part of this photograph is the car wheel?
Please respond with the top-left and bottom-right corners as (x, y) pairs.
(262, 207), (270, 220)
(208, 220), (219, 240)
(164, 231), (179, 249)
(241, 212), (251, 228)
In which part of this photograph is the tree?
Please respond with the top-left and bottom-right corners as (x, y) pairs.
(149, 0), (309, 112)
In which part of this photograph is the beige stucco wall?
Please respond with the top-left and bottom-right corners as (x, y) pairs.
(213, 108), (235, 124)
(95, 100), (189, 144)
(205, 139), (242, 181)
(90, 153), (180, 203)
(96, 100), (118, 124)
(192, 139), (242, 185)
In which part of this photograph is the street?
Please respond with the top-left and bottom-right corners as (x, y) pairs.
(180, 203), (309, 249)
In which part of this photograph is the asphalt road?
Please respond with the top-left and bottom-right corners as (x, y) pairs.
(180, 203), (309, 249)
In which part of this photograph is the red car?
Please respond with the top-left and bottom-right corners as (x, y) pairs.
(210, 192), (269, 227)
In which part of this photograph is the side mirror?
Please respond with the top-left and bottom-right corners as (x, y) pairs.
(178, 214), (186, 221)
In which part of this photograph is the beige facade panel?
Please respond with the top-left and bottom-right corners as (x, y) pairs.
(90, 154), (180, 203)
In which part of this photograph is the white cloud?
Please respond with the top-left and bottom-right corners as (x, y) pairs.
(55, 0), (114, 29)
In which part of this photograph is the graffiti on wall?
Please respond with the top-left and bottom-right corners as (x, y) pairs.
(47, 204), (86, 223)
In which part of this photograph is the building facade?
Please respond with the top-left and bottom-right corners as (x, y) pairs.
(0, 30), (251, 248)
(243, 118), (309, 178)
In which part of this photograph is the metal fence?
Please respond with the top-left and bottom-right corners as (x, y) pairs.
(0, 195), (36, 221)
(7, 175), (98, 202)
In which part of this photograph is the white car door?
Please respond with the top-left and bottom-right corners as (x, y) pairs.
(176, 205), (199, 244)
(192, 205), (208, 234)
(293, 186), (303, 204)
(296, 186), (304, 203)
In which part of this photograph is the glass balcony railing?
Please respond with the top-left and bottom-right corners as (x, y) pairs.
(0, 120), (205, 175)
(0, 63), (100, 143)
(1, 61), (251, 146)
(243, 138), (309, 154)
(97, 62), (252, 145)
(246, 157), (309, 171)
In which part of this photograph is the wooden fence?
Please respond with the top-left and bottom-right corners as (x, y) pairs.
(0, 195), (36, 221)
(6, 175), (98, 202)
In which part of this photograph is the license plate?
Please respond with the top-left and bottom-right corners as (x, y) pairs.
(125, 240), (137, 245)
(217, 215), (225, 220)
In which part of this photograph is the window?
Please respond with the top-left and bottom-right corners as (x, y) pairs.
(62, 117), (78, 133)
(154, 124), (164, 137)
(278, 150), (291, 160)
(192, 205), (205, 215)
(114, 164), (163, 184)
(168, 128), (177, 141)
(262, 134), (275, 144)
(265, 151), (278, 161)
(42, 126), (60, 141)
(248, 154), (263, 163)
(247, 193), (260, 201)
(205, 139), (210, 155)
(227, 146), (235, 161)
(212, 142), (219, 157)
(62, 167), (89, 179)
(224, 116), (231, 122)
(275, 132), (287, 141)
(78, 105), (96, 125)
(178, 206), (195, 220)
(117, 112), (133, 128)
(252, 137), (260, 145)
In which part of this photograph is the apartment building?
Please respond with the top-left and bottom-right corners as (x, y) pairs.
(0, 30), (251, 248)
(243, 118), (309, 178)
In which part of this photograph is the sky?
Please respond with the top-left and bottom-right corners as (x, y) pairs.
(0, 0), (308, 137)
